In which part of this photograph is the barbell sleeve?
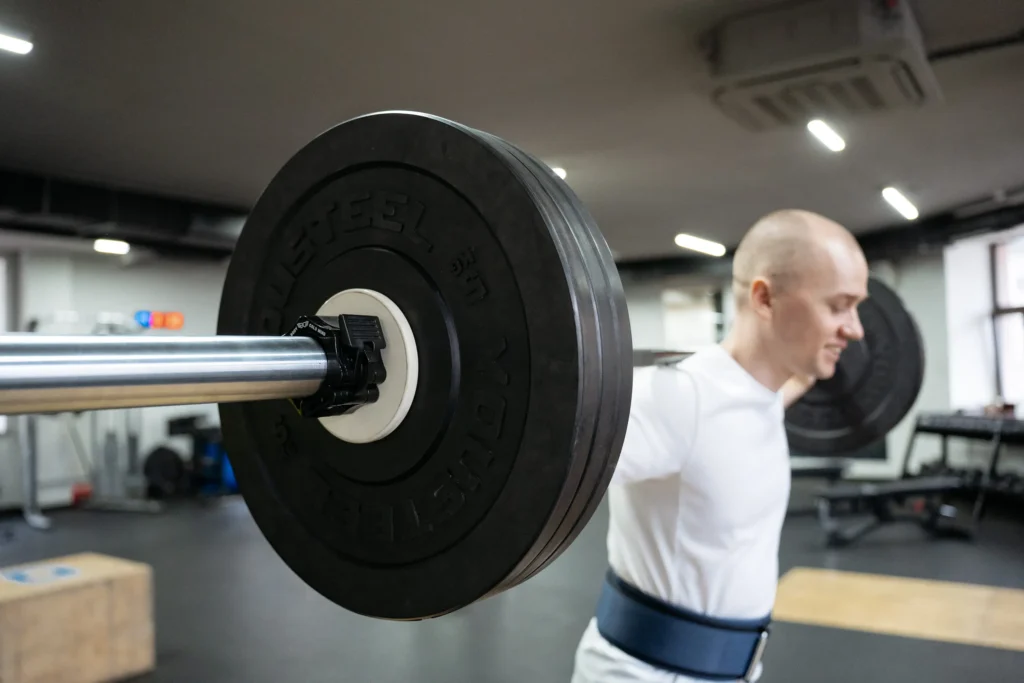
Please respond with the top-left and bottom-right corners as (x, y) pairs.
(0, 335), (328, 415)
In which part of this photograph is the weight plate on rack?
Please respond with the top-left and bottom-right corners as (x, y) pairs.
(785, 275), (926, 455)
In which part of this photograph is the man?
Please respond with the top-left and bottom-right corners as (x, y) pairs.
(571, 209), (869, 682)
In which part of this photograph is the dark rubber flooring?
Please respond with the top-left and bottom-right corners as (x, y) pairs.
(1, 492), (1022, 683)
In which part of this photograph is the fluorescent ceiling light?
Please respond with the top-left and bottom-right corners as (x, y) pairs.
(0, 32), (33, 55)
(94, 238), (131, 255)
(674, 233), (726, 257)
(881, 186), (919, 220)
(551, 167), (567, 179)
(806, 119), (845, 152)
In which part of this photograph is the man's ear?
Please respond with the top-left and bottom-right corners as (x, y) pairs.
(749, 277), (773, 318)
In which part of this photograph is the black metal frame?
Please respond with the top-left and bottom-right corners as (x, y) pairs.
(815, 412), (1024, 547)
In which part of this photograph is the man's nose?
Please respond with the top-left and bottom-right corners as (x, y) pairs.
(842, 311), (865, 341)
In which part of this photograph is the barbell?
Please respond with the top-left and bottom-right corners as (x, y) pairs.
(0, 110), (925, 621)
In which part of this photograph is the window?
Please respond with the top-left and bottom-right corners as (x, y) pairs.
(993, 236), (1024, 308)
(991, 237), (1024, 405)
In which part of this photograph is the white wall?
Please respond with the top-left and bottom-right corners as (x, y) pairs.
(662, 287), (719, 351)
(622, 270), (729, 350)
(2, 251), (229, 508)
(20, 253), (76, 326)
(621, 274), (667, 348)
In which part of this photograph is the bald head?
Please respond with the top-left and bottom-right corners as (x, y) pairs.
(724, 209), (868, 387)
(731, 209), (863, 308)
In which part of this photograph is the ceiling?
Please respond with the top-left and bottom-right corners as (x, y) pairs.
(1, 0), (1023, 261)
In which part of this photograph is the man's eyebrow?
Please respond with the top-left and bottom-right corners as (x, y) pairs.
(828, 292), (866, 303)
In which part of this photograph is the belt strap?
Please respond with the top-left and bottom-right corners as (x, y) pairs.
(595, 571), (771, 682)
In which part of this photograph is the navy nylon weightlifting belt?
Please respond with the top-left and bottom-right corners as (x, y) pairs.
(595, 571), (771, 682)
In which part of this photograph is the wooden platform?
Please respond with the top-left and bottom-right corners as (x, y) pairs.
(775, 567), (1024, 652)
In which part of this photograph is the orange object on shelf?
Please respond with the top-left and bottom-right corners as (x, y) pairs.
(70, 482), (93, 505)
(164, 311), (184, 330)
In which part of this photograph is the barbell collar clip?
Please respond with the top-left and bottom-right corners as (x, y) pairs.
(286, 314), (388, 419)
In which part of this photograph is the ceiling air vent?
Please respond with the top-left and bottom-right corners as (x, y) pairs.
(706, 0), (942, 131)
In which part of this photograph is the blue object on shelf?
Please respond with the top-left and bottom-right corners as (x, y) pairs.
(200, 440), (238, 495)
(221, 452), (237, 493)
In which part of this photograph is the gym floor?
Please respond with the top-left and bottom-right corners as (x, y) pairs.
(1, 489), (1022, 683)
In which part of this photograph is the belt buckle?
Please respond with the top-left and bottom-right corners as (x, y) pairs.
(742, 628), (771, 682)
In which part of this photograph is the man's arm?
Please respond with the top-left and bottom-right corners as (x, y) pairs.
(610, 367), (698, 487)
(781, 373), (816, 409)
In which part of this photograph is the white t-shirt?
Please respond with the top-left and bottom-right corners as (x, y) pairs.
(571, 345), (792, 683)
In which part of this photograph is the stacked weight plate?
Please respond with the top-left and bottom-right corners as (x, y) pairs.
(218, 110), (634, 620)
(466, 125), (635, 595)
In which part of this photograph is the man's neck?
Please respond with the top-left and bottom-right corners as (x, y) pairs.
(720, 323), (791, 393)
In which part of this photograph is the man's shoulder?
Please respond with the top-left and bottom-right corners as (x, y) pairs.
(631, 356), (701, 413)
(637, 345), (721, 381)
(634, 344), (758, 408)
(678, 344), (726, 368)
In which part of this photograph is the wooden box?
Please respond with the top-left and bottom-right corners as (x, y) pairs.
(0, 552), (155, 683)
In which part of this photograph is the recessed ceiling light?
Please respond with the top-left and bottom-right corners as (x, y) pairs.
(551, 167), (567, 180)
(806, 119), (846, 152)
(881, 187), (919, 220)
(0, 32), (33, 55)
(674, 233), (726, 257)
(94, 238), (131, 255)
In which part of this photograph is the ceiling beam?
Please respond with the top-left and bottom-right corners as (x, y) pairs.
(0, 167), (246, 260)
